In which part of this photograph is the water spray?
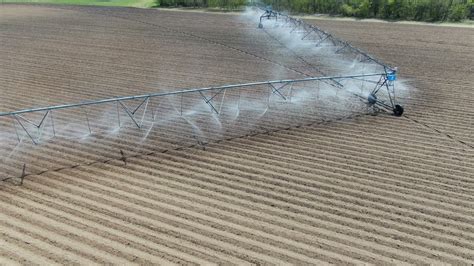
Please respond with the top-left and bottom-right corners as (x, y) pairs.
(0, 9), (408, 181)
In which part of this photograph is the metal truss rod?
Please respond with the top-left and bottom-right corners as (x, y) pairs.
(117, 97), (150, 129)
(199, 91), (220, 114)
(118, 101), (141, 128)
(12, 111), (52, 145)
(256, 6), (393, 71)
(260, 26), (343, 90)
(0, 73), (386, 117)
(269, 83), (288, 100)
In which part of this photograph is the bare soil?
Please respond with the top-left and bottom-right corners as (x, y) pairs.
(0, 4), (473, 264)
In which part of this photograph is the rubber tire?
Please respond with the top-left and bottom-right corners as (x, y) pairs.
(367, 94), (377, 105)
(393, 104), (404, 117)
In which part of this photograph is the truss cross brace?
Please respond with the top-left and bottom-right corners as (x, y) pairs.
(12, 110), (53, 145)
(301, 29), (313, 40)
(199, 90), (223, 114)
(118, 97), (150, 129)
(315, 35), (330, 47)
(269, 83), (289, 100)
(335, 43), (349, 54)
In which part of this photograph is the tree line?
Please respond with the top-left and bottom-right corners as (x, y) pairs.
(156, 0), (247, 9)
(155, 0), (473, 21)
(261, 0), (474, 21)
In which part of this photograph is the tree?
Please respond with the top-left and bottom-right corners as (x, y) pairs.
(371, 0), (382, 17)
(448, 2), (469, 21)
(155, 0), (472, 21)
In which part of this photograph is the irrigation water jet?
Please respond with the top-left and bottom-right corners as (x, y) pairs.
(0, 9), (408, 180)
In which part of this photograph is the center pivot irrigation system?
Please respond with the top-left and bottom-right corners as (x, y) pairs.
(258, 6), (403, 114)
(0, 7), (404, 147)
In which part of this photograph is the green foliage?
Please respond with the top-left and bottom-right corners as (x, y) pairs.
(341, 0), (370, 17)
(358, 0), (371, 17)
(341, 3), (356, 16)
(448, 3), (469, 21)
(470, 0), (474, 19)
(260, 0), (473, 21)
(3, 0), (471, 20)
(156, 0), (246, 9)
(1, 0), (157, 7)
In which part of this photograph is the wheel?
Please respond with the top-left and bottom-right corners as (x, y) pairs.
(367, 93), (377, 105)
(393, 104), (404, 117)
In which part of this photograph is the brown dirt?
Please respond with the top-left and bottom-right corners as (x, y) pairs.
(0, 4), (473, 264)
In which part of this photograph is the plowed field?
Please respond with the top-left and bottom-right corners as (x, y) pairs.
(0, 4), (473, 264)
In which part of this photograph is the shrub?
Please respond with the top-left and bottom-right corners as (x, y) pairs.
(448, 3), (469, 21)
(341, 3), (356, 16)
(357, 0), (371, 17)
